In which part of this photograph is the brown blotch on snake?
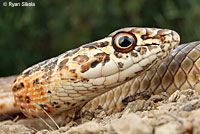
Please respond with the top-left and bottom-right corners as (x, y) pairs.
(96, 41), (109, 48)
(83, 41), (109, 49)
(102, 54), (110, 66)
(118, 62), (124, 68)
(33, 79), (39, 85)
(82, 42), (98, 49)
(94, 52), (110, 66)
(12, 82), (24, 92)
(73, 55), (89, 63)
(69, 69), (76, 73)
(114, 51), (123, 58)
(130, 51), (138, 57)
(94, 52), (108, 59)
(147, 45), (158, 51)
(64, 102), (71, 105)
(80, 64), (90, 73)
(91, 60), (100, 68)
(140, 47), (147, 55)
(25, 96), (31, 103)
(81, 58), (103, 73)
(59, 59), (69, 69)
(60, 68), (78, 78)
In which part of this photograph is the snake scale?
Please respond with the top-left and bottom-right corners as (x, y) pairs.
(3, 27), (199, 120)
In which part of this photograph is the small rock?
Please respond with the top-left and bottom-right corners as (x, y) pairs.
(155, 122), (183, 134)
(183, 121), (193, 133)
(36, 129), (49, 134)
(66, 121), (102, 134)
(149, 92), (169, 103)
(168, 89), (198, 103)
(124, 100), (146, 113)
(0, 120), (34, 134)
(111, 113), (153, 134)
(181, 104), (195, 111)
(189, 109), (200, 134)
(168, 90), (181, 102)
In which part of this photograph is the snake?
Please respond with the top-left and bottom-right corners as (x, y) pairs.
(0, 27), (183, 119)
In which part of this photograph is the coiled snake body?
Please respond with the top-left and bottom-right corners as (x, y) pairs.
(3, 27), (198, 120)
(82, 41), (200, 114)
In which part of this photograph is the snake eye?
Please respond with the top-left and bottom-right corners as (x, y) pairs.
(113, 32), (137, 53)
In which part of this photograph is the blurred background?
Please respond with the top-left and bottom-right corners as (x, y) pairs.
(0, 0), (200, 77)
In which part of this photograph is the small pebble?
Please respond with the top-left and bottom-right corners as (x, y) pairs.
(111, 113), (153, 134)
(155, 122), (183, 134)
(181, 104), (195, 111)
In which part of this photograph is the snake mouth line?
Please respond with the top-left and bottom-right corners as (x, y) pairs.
(88, 46), (165, 88)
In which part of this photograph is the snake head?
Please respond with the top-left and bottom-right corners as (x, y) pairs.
(69, 27), (180, 89)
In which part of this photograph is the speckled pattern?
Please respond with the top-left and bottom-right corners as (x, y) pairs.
(11, 27), (179, 118)
(81, 41), (200, 114)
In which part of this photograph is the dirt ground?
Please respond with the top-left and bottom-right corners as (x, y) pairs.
(1, 89), (200, 134)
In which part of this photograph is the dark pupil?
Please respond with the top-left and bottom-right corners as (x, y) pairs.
(118, 36), (133, 47)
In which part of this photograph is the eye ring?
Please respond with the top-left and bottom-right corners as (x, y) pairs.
(113, 32), (137, 53)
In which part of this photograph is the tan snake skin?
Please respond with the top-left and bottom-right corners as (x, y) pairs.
(0, 27), (180, 118)
(81, 41), (200, 114)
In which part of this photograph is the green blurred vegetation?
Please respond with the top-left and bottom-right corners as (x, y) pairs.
(0, 0), (200, 76)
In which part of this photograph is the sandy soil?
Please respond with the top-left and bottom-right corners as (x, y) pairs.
(1, 89), (200, 134)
